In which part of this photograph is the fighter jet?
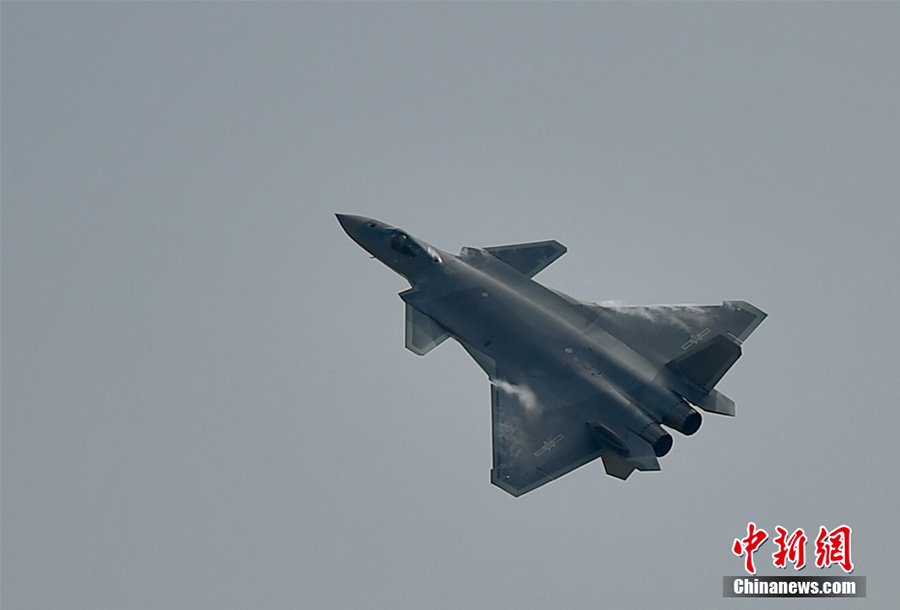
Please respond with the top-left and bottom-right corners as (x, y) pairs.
(337, 214), (766, 497)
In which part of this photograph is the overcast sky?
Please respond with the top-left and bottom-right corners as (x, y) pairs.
(3, 3), (899, 609)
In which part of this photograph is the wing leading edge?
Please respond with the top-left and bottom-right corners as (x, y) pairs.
(583, 300), (766, 367)
(583, 300), (766, 415)
(460, 341), (660, 497)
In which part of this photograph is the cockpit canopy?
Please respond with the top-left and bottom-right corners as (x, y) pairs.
(389, 230), (425, 258)
(388, 229), (441, 263)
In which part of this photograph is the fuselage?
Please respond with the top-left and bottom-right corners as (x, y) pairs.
(333, 214), (685, 446)
(409, 246), (682, 430)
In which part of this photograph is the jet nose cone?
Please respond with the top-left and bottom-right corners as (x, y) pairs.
(336, 214), (385, 248)
(335, 213), (367, 233)
(335, 213), (372, 239)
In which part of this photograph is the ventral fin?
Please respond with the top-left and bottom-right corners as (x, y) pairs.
(601, 451), (635, 480)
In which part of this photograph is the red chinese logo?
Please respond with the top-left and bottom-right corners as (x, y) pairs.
(772, 526), (807, 570)
(732, 522), (768, 575)
(734, 523), (854, 574)
(814, 525), (854, 573)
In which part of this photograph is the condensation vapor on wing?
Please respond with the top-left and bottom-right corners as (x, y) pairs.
(491, 379), (541, 414)
(597, 300), (708, 331)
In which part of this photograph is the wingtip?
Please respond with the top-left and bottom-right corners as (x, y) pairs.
(726, 300), (767, 341)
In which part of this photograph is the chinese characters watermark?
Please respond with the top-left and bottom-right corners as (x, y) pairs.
(732, 523), (854, 575)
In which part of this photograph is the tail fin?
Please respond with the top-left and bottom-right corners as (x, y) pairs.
(666, 333), (742, 392)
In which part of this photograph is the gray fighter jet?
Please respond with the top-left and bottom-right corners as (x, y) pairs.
(337, 215), (766, 497)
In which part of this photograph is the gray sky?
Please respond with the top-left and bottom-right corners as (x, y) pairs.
(3, 3), (898, 609)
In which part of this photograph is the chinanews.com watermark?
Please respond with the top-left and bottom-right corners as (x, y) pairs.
(724, 522), (866, 598)
(724, 576), (865, 598)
